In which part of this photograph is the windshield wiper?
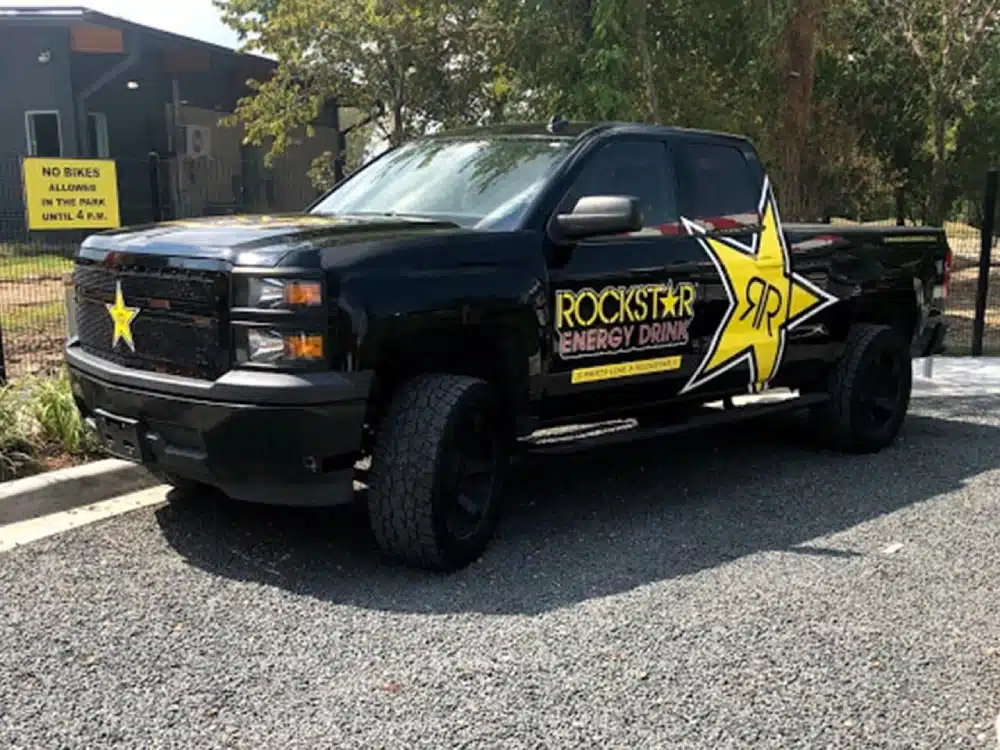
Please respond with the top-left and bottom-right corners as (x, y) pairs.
(312, 210), (462, 227)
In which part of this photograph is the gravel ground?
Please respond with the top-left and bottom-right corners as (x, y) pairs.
(1, 394), (999, 749)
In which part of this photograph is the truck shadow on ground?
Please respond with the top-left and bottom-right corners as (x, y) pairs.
(155, 394), (1000, 615)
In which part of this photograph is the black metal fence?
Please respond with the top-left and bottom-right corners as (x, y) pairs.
(937, 171), (1000, 357)
(0, 156), (999, 382)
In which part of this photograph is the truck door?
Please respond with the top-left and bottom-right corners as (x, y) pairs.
(671, 137), (837, 396)
(542, 137), (722, 420)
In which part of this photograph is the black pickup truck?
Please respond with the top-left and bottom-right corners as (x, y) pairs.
(66, 120), (951, 571)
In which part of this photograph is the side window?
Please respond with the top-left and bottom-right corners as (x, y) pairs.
(562, 140), (677, 229)
(674, 141), (760, 231)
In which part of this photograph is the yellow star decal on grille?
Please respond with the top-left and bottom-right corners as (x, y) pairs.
(679, 178), (838, 395)
(106, 280), (140, 352)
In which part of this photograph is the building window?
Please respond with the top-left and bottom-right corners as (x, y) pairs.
(25, 111), (63, 157)
(87, 113), (110, 158)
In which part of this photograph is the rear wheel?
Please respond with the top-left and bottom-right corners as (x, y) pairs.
(367, 374), (508, 572)
(810, 323), (912, 453)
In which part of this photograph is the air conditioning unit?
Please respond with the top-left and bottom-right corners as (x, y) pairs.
(183, 125), (211, 159)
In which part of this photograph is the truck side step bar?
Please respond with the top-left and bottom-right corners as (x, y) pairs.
(519, 391), (829, 456)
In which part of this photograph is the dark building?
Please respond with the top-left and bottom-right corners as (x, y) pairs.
(0, 5), (344, 241)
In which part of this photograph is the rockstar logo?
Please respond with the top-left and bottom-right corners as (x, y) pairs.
(679, 178), (838, 395)
(106, 280), (140, 352)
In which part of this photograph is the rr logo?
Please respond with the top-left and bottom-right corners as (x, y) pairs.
(741, 277), (784, 336)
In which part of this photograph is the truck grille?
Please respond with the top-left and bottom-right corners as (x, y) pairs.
(73, 263), (230, 380)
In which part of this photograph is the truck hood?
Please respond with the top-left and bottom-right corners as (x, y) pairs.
(78, 213), (469, 268)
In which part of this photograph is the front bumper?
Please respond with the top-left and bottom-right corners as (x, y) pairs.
(66, 342), (372, 506)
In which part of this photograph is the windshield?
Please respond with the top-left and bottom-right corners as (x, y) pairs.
(309, 136), (575, 230)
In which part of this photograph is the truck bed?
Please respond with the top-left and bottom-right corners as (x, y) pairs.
(784, 222), (947, 244)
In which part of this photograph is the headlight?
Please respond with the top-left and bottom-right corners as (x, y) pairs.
(235, 328), (325, 366)
(237, 277), (323, 309)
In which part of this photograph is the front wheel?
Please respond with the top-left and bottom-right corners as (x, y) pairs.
(810, 323), (912, 454)
(366, 374), (509, 572)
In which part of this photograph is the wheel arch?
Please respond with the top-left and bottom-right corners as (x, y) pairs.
(847, 282), (922, 352)
(363, 316), (537, 445)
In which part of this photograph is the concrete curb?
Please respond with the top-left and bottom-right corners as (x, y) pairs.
(0, 459), (161, 526)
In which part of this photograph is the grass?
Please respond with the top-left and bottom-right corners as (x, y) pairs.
(0, 246), (74, 378)
(0, 369), (101, 482)
(0, 299), (66, 334)
(0, 254), (72, 282)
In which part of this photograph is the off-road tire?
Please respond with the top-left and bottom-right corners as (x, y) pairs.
(810, 323), (912, 454)
(367, 374), (508, 572)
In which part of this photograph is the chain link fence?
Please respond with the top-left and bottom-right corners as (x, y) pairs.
(1, 155), (1000, 381)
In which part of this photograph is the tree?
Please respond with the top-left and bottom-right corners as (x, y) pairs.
(951, 36), (1000, 223)
(809, 0), (928, 222)
(212, 0), (1000, 225)
(214, 0), (497, 171)
(772, 0), (827, 220)
(872, 0), (1000, 224)
(485, 0), (644, 121)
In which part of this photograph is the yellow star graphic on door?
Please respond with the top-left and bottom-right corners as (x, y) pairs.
(106, 280), (140, 352)
(679, 178), (838, 395)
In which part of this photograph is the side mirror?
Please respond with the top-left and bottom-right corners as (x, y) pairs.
(551, 195), (643, 241)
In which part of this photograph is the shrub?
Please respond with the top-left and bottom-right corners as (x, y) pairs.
(27, 371), (99, 455)
(0, 369), (100, 481)
(0, 382), (39, 480)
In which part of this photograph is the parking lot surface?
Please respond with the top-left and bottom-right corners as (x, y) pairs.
(1, 393), (999, 749)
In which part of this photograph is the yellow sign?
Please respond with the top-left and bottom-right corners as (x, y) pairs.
(22, 157), (121, 230)
(571, 356), (682, 384)
(679, 177), (838, 395)
(106, 281), (139, 352)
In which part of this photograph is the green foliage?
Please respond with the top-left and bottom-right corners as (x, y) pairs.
(215, 0), (501, 157)
(27, 372), (99, 455)
(217, 0), (1000, 223)
(0, 384), (35, 481)
(306, 120), (377, 190)
(0, 371), (100, 482)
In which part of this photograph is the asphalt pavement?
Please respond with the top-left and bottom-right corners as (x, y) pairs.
(1, 392), (999, 749)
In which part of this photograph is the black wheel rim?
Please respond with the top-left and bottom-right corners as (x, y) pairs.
(857, 346), (904, 430)
(441, 406), (499, 541)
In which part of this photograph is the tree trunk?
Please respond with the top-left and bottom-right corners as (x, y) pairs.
(391, 99), (405, 146)
(777, 0), (823, 221)
(929, 89), (948, 225)
(489, 92), (506, 123)
(634, 0), (660, 122)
